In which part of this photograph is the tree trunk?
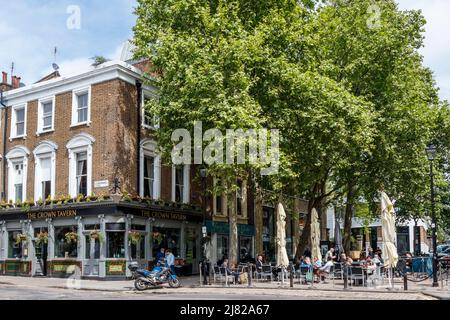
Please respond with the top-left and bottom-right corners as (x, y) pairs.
(343, 181), (355, 254)
(228, 189), (238, 265)
(295, 194), (319, 260)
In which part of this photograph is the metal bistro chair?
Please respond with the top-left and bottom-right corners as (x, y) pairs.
(213, 265), (222, 284)
(332, 263), (344, 284)
(349, 266), (366, 287)
(257, 264), (273, 282)
(220, 267), (235, 285)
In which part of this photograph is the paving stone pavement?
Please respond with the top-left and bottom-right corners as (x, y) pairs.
(0, 275), (448, 300)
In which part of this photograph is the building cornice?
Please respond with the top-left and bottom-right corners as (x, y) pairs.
(2, 61), (155, 106)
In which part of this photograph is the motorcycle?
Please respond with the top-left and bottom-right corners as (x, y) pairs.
(128, 261), (181, 291)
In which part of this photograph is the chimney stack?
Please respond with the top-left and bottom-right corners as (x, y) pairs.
(0, 71), (22, 91)
(1, 72), (6, 84)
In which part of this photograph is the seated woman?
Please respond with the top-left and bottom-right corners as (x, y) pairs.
(318, 256), (335, 282)
(313, 257), (322, 282)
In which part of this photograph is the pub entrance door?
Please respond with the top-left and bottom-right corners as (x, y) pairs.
(34, 228), (48, 276)
(83, 235), (100, 276)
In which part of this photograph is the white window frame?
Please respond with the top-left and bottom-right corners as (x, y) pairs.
(139, 139), (161, 199)
(71, 86), (91, 127)
(10, 103), (27, 140)
(66, 133), (95, 197)
(236, 179), (248, 218)
(33, 141), (58, 201)
(6, 146), (30, 203)
(213, 177), (227, 216)
(171, 164), (190, 204)
(37, 96), (55, 135)
(141, 90), (160, 129)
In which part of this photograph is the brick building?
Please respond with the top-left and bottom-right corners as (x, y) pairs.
(0, 60), (229, 278)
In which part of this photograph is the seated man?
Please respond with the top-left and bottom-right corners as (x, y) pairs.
(255, 255), (264, 276)
(222, 259), (240, 284)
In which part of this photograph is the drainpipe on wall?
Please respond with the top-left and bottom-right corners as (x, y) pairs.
(0, 90), (7, 201)
(136, 80), (142, 196)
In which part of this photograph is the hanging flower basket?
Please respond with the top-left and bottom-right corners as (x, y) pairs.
(128, 231), (141, 245)
(152, 232), (164, 245)
(35, 232), (48, 246)
(89, 229), (104, 242)
(15, 234), (28, 245)
(65, 232), (79, 244)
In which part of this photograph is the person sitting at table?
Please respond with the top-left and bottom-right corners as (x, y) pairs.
(319, 256), (335, 282)
(312, 257), (322, 282)
(339, 253), (347, 263)
(255, 255), (264, 273)
(221, 259), (240, 284)
(365, 256), (376, 274)
(325, 247), (336, 261)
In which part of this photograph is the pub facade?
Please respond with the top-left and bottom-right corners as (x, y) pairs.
(0, 60), (212, 278)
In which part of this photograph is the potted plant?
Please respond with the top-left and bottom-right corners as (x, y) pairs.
(15, 233), (28, 245)
(152, 231), (164, 245)
(35, 232), (48, 246)
(65, 232), (79, 244)
(128, 231), (141, 245)
(75, 194), (84, 203)
(36, 198), (44, 207)
(89, 229), (104, 242)
(122, 191), (132, 202)
(44, 195), (53, 206)
(15, 200), (23, 208)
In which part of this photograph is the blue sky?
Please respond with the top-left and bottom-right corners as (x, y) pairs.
(0, 0), (449, 101)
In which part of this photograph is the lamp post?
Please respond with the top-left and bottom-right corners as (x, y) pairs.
(199, 168), (209, 285)
(425, 143), (439, 288)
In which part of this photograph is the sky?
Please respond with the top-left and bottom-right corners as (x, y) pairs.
(0, 0), (449, 101)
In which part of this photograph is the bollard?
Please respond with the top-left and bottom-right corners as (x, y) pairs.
(290, 264), (294, 288)
(343, 265), (348, 290)
(403, 273), (408, 291)
(208, 261), (212, 285)
(199, 262), (202, 286)
(247, 263), (253, 287)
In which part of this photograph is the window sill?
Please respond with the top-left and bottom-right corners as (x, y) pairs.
(9, 135), (27, 142)
(36, 129), (55, 136)
(70, 121), (91, 128)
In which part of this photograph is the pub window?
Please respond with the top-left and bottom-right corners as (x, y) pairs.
(85, 235), (100, 259)
(71, 87), (90, 126)
(130, 227), (146, 260)
(54, 226), (78, 258)
(106, 223), (125, 258)
(217, 234), (229, 262)
(8, 230), (23, 259)
(152, 227), (180, 258)
(172, 165), (189, 203)
(142, 92), (160, 129)
(13, 162), (24, 202)
(75, 151), (87, 196)
(143, 156), (155, 198)
(38, 157), (52, 200)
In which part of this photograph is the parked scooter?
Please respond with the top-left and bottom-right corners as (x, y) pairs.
(128, 261), (181, 291)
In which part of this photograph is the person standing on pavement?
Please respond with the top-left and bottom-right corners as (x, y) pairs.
(165, 249), (175, 274)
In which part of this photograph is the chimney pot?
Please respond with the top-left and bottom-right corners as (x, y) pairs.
(16, 77), (21, 87)
(2, 72), (6, 84)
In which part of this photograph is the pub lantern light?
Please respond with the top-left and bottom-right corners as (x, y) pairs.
(426, 143), (437, 161)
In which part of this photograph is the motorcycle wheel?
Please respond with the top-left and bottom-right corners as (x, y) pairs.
(168, 277), (181, 288)
(135, 278), (148, 291)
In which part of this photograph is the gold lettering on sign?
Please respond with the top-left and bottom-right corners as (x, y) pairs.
(140, 210), (187, 221)
(27, 210), (77, 220)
